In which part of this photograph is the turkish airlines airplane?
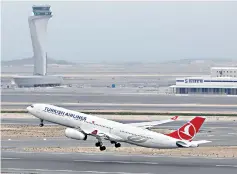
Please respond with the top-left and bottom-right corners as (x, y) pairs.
(26, 104), (211, 151)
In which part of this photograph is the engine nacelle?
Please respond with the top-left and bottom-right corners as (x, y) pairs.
(65, 128), (87, 140)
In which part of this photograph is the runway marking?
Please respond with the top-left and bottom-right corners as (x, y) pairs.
(220, 135), (232, 137)
(210, 158), (234, 160)
(216, 165), (237, 168)
(208, 139), (221, 140)
(228, 133), (237, 135)
(2, 158), (20, 160)
(74, 159), (159, 165)
(1, 168), (153, 174)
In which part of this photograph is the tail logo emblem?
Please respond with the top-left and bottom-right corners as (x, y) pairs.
(178, 123), (196, 141)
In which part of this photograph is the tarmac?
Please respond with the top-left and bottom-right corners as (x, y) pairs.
(2, 90), (237, 105)
(2, 88), (237, 113)
(2, 102), (237, 113)
(2, 151), (237, 174)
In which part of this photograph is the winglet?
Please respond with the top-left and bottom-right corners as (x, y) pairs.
(171, 116), (179, 120)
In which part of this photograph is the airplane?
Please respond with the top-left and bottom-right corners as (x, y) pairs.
(26, 104), (211, 151)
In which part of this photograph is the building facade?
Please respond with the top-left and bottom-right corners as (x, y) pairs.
(14, 76), (63, 88)
(170, 67), (237, 95)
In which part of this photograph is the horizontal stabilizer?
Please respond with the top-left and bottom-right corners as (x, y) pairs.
(176, 140), (211, 148)
(192, 140), (212, 145)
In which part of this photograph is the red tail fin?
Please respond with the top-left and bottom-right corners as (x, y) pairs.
(166, 116), (206, 141)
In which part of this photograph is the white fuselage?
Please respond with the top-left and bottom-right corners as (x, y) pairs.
(27, 104), (179, 148)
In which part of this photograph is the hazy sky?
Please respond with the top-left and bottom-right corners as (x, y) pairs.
(1, 1), (237, 63)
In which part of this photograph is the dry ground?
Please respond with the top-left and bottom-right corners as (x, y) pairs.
(1, 125), (65, 138)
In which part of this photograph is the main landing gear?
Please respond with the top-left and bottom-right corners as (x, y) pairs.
(95, 141), (121, 151)
(95, 142), (106, 151)
(111, 141), (121, 148)
(39, 119), (44, 127)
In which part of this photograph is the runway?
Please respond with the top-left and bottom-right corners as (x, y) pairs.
(2, 151), (237, 174)
(2, 88), (237, 113)
(2, 91), (237, 105)
(2, 102), (237, 113)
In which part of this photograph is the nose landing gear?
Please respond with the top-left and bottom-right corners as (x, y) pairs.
(39, 119), (44, 127)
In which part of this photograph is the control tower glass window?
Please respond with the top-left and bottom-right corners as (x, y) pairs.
(33, 6), (50, 11)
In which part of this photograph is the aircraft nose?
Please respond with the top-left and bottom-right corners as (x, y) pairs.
(26, 106), (31, 112)
(26, 104), (34, 112)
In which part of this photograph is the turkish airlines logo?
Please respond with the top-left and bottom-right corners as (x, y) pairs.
(178, 123), (196, 141)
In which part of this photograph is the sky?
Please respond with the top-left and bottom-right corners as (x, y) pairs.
(1, 1), (237, 63)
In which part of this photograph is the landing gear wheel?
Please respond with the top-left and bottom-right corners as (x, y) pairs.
(39, 119), (44, 127)
(115, 143), (121, 148)
(100, 146), (106, 151)
(95, 142), (101, 147)
(110, 141), (116, 144)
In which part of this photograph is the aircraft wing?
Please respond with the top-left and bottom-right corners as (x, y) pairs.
(192, 140), (212, 145)
(127, 116), (179, 129)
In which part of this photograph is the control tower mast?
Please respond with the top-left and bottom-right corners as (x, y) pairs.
(28, 5), (52, 76)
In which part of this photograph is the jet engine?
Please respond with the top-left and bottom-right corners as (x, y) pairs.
(65, 128), (87, 140)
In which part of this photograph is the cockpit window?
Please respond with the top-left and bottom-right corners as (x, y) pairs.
(30, 105), (34, 108)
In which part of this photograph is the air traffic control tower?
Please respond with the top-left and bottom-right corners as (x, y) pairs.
(14, 5), (63, 87)
(30, 5), (52, 76)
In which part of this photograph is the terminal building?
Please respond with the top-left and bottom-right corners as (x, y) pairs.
(170, 67), (237, 95)
(14, 5), (63, 88)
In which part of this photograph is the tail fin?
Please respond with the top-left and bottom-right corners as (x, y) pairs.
(166, 116), (206, 141)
